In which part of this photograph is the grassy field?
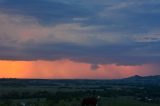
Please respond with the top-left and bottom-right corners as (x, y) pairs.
(54, 97), (160, 106)
(49, 97), (160, 106)
(0, 79), (160, 106)
(101, 97), (160, 106)
(0, 96), (159, 106)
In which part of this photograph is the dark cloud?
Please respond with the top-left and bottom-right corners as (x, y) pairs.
(1, 41), (160, 65)
(91, 64), (100, 70)
(82, 1), (160, 34)
(0, 0), (92, 25)
(1, 0), (160, 33)
(0, 0), (160, 66)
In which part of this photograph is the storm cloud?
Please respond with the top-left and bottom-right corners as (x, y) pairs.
(0, 0), (160, 66)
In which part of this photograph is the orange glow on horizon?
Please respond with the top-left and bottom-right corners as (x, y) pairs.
(0, 60), (157, 79)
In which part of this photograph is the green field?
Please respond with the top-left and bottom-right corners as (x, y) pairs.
(0, 96), (159, 106)
(101, 97), (160, 106)
(0, 79), (160, 106)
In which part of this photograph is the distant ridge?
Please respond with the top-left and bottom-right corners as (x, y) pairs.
(0, 75), (160, 80)
(124, 75), (160, 80)
(116, 75), (160, 86)
(0, 75), (160, 87)
(124, 75), (143, 80)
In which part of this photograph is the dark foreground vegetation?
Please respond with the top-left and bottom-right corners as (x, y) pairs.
(0, 75), (160, 106)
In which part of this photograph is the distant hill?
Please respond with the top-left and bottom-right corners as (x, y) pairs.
(0, 75), (160, 87)
(118, 75), (160, 86)
(125, 75), (160, 80)
(123, 75), (143, 80)
(122, 75), (160, 81)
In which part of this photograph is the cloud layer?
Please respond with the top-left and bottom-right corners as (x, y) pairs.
(0, 0), (160, 66)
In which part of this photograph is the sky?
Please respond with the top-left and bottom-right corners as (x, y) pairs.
(0, 0), (160, 79)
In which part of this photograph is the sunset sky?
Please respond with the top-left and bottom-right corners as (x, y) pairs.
(0, 0), (160, 79)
